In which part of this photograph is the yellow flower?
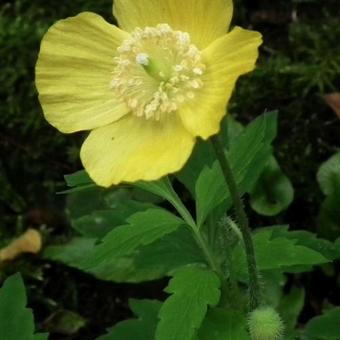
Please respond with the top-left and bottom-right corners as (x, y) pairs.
(36, 0), (262, 187)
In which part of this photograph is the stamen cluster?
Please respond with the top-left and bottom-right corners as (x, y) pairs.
(111, 24), (205, 120)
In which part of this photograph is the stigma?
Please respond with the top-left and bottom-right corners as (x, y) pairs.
(136, 53), (150, 66)
(111, 24), (205, 121)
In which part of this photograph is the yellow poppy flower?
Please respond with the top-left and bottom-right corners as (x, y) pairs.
(36, 0), (262, 187)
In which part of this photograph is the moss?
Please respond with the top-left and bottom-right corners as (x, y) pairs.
(0, 0), (113, 226)
(230, 0), (340, 230)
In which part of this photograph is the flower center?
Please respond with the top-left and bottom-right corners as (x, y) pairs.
(111, 24), (205, 121)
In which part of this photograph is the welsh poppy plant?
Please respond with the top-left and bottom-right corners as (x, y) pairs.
(36, 0), (262, 187)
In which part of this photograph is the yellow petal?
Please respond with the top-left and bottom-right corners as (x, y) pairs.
(36, 12), (130, 133)
(80, 115), (195, 187)
(113, 0), (233, 49)
(178, 27), (262, 139)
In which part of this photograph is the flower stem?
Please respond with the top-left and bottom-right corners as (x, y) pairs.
(192, 228), (220, 274)
(211, 135), (261, 310)
(165, 179), (221, 275)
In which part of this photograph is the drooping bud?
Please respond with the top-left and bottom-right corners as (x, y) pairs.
(248, 306), (284, 340)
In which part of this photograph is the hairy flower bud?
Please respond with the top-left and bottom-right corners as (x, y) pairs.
(248, 306), (284, 340)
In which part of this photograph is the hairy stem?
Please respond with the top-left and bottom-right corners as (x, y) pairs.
(211, 135), (261, 310)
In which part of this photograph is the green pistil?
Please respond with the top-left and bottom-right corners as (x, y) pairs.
(136, 53), (167, 81)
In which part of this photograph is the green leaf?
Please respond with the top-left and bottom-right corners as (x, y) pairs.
(72, 210), (125, 238)
(135, 178), (195, 227)
(66, 186), (107, 220)
(272, 228), (339, 261)
(317, 152), (340, 195)
(43, 238), (97, 264)
(197, 308), (250, 340)
(132, 228), (206, 279)
(305, 307), (340, 339)
(250, 157), (294, 216)
(278, 287), (305, 332)
(176, 141), (217, 196)
(64, 170), (93, 188)
(0, 273), (49, 340)
(195, 111), (278, 226)
(317, 189), (340, 240)
(195, 163), (228, 227)
(176, 116), (244, 195)
(156, 266), (220, 340)
(72, 200), (152, 238)
(97, 299), (161, 340)
(316, 153), (340, 240)
(44, 229), (205, 283)
(58, 184), (96, 195)
(66, 184), (155, 235)
(134, 178), (178, 204)
(335, 238), (340, 259)
(88, 228), (206, 283)
(93, 228), (205, 283)
(228, 111), (277, 193)
(261, 271), (286, 308)
(222, 116), (245, 147)
(232, 227), (329, 278)
(45, 209), (190, 283)
(82, 208), (185, 270)
(33, 334), (49, 340)
(60, 170), (95, 194)
(45, 238), (145, 283)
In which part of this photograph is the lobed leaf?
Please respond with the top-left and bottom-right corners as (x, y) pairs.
(232, 227), (329, 278)
(176, 116), (244, 195)
(80, 208), (185, 270)
(272, 227), (339, 261)
(156, 266), (220, 340)
(97, 299), (161, 340)
(44, 220), (205, 284)
(195, 111), (278, 226)
(71, 199), (152, 238)
(0, 273), (48, 340)
(134, 178), (195, 227)
(43, 238), (97, 264)
(196, 308), (250, 340)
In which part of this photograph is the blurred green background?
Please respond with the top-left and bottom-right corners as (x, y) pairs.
(1, 0), (339, 338)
